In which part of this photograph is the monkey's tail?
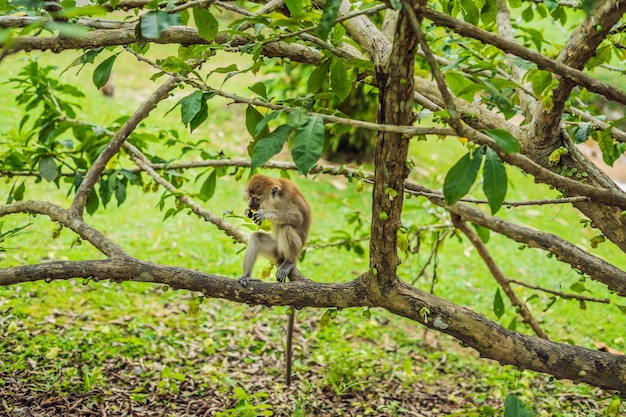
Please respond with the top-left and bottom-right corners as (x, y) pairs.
(286, 308), (295, 386)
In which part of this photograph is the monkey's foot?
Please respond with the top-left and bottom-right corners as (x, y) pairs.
(238, 276), (262, 287)
(276, 261), (294, 282)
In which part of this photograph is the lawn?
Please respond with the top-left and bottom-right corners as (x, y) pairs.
(0, 44), (623, 416)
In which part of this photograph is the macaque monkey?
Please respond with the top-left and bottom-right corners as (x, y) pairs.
(238, 174), (311, 386)
(238, 174), (311, 287)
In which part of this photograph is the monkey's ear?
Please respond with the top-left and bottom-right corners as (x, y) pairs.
(271, 186), (281, 197)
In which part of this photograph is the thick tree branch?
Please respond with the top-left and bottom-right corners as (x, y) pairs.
(0, 259), (366, 308)
(535, 0), (626, 141)
(1, 25), (322, 64)
(386, 280), (626, 392)
(423, 191), (626, 296)
(420, 7), (626, 106)
(1, 258), (624, 391)
(0, 201), (127, 258)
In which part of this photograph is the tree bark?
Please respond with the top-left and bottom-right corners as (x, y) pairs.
(368, 5), (417, 295)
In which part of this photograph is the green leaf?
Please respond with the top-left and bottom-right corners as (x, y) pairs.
(93, 54), (116, 89)
(389, 0), (402, 10)
(255, 111), (282, 137)
(65, 48), (104, 72)
(189, 94), (211, 132)
(246, 106), (268, 138)
(543, 0), (559, 12)
(531, 69), (553, 96)
(14, 181), (25, 202)
(160, 56), (192, 74)
(287, 108), (309, 128)
(38, 155), (59, 182)
(114, 178), (127, 206)
(193, 7), (219, 41)
(86, 189), (99, 215)
(6, 181), (25, 204)
(504, 394), (533, 417)
(483, 148), (507, 214)
(521, 5), (534, 22)
(307, 58), (331, 93)
(330, 58), (350, 101)
(569, 282), (589, 294)
(460, 0), (479, 25)
(284, 0), (303, 16)
(446, 72), (485, 102)
(493, 288), (505, 319)
(472, 222), (490, 243)
(292, 115), (325, 174)
(140, 10), (181, 40)
(581, 0), (600, 14)
(62, 5), (107, 18)
(316, 0), (342, 41)
(587, 45), (612, 71)
(480, 0), (497, 26)
(251, 125), (292, 171)
(574, 122), (591, 144)
(99, 177), (112, 208)
(597, 131), (615, 166)
(443, 148), (485, 205)
(249, 81), (267, 99)
(319, 309), (332, 328)
(179, 90), (204, 125)
(484, 129), (520, 154)
(199, 169), (217, 201)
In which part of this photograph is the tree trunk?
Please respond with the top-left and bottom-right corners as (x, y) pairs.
(369, 5), (417, 296)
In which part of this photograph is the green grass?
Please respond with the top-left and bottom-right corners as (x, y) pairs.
(0, 46), (623, 416)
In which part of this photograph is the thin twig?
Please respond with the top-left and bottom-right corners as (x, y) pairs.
(508, 279), (611, 304)
(451, 214), (549, 339)
(69, 76), (181, 218)
(122, 142), (248, 244)
(124, 46), (457, 137)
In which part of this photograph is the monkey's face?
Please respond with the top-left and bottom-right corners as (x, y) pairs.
(243, 187), (262, 210)
(244, 175), (282, 211)
(248, 195), (261, 211)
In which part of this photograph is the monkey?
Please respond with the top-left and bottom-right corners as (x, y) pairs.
(237, 174), (311, 386)
(238, 174), (311, 287)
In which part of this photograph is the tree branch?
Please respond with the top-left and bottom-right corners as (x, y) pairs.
(386, 279), (626, 392)
(0, 257), (623, 391)
(0, 201), (127, 258)
(529, 0), (626, 154)
(244, 159), (626, 296)
(508, 279), (611, 304)
(70, 76), (180, 217)
(451, 214), (549, 339)
(421, 6), (626, 106)
(122, 142), (248, 245)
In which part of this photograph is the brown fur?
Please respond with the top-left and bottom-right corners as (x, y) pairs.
(238, 175), (311, 386)
(239, 175), (311, 285)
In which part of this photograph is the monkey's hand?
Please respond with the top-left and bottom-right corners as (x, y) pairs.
(252, 209), (267, 225)
(245, 208), (255, 220)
